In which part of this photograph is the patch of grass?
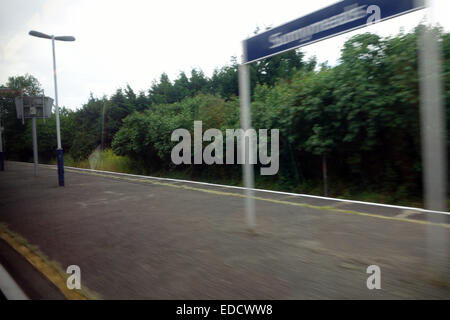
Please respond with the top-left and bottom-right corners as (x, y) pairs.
(96, 149), (134, 173)
(64, 149), (134, 173)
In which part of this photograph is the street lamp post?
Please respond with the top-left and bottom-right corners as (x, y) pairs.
(29, 30), (75, 186)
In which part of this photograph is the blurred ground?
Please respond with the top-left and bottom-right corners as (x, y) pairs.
(0, 161), (449, 299)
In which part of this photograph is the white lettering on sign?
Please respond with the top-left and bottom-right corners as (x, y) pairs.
(269, 4), (381, 49)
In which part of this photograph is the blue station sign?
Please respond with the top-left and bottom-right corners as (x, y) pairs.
(244, 0), (424, 63)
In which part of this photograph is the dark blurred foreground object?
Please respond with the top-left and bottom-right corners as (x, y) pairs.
(417, 3), (448, 281)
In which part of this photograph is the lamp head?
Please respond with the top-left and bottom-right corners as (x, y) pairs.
(29, 30), (52, 39)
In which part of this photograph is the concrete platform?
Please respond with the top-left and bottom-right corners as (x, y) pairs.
(0, 161), (448, 299)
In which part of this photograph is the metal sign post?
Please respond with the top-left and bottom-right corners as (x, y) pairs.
(14, 95), (53, 177)
(239, 0), (428, 230)
(418, 0), (448, 279)
(418, 1), (447, 213)
(239, 57), (256, 231)
(31, 117), (38, 176)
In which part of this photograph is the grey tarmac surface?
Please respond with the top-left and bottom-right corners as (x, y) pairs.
(0, 161), (449, 299)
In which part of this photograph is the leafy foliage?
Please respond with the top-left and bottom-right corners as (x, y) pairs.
(2, 26), (450, 204)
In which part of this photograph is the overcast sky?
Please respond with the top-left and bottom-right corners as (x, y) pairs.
(1, 0), (448, 110)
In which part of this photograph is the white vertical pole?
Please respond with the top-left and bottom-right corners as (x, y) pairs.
(32, 117), (38, 176)
(239, 42), (256, 231)
(52, 36), (62, 150)
(418, 0), (448, 278)
(52, 36), (64, 186)
(419, 0), (446, 212)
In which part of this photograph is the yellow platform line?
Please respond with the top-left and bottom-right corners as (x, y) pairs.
(0, 223), (96, 300)
(66, 169), (450, 229)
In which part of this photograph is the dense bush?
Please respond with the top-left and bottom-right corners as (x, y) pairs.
(2, 26), (450, 204)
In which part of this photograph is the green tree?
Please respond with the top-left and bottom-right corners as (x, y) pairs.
(1, 74), (43, 160)
(149, 73), (176, 105)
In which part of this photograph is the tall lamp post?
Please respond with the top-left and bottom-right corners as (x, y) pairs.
(29, 30), (75, 186)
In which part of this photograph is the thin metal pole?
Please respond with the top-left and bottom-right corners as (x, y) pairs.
(418, 0), (448, 279)
(52, 37), (62, 150)
(239, 43), (256, 231)
(100, 100), (105, 163)
(419, 0), (446, 212)
(32, 117), (38, 176)
(52, 36), (64, 186)
(101, 101), (105, 151)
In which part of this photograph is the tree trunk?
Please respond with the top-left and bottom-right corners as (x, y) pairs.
(322, 154), (328, 197)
